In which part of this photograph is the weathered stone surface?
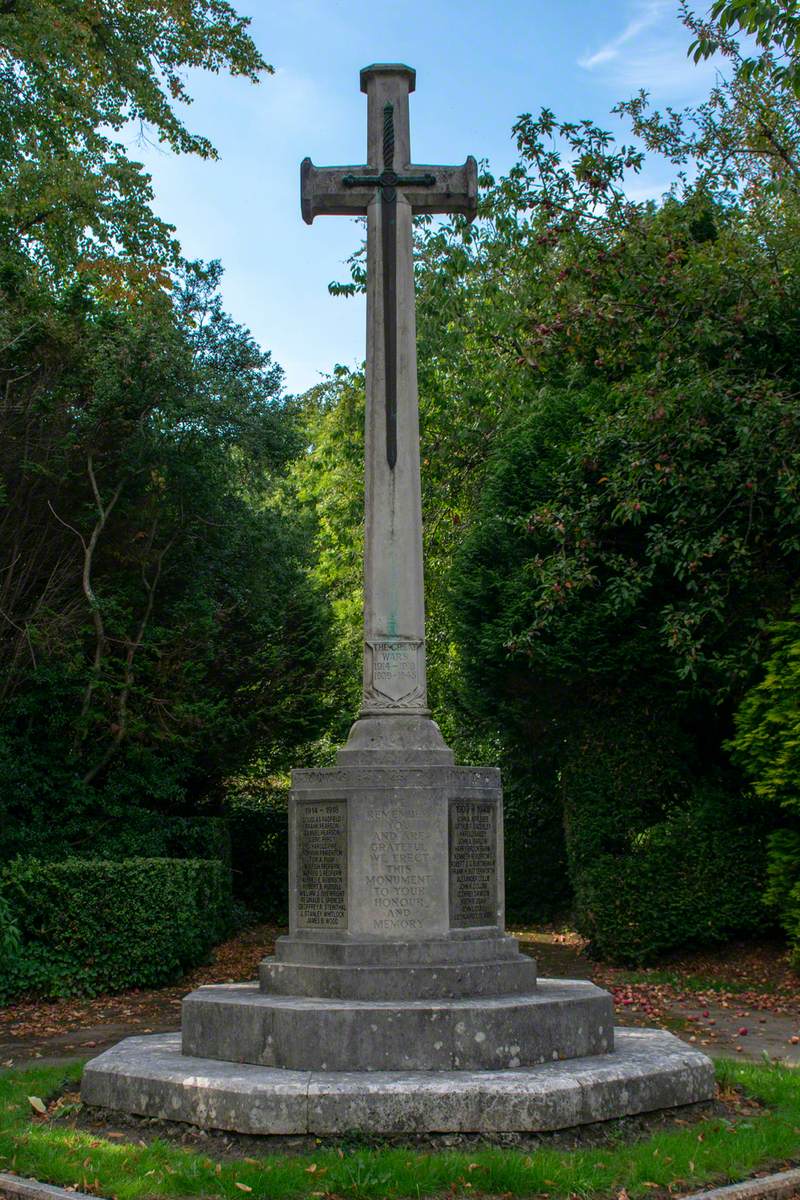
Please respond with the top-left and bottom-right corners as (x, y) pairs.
(81, 1035), (309, 1135)
(259, 956), (538, 1000)
(272, 932), (521, 966)
(295, 800), (348, 930)
(81, 1027), (715, 1135)
(289, 763), (504, 942)
(335, 714), (454, 765)
(264, 928), (535, 1001)
(449, 799), (498, 927)
(181, 979), (612, 1071)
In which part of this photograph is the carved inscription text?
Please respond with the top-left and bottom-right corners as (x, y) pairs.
(297, 801), (347, 929)
(364, 802), (434, 932)
(365, 638), (423, 706)
(449, 800), (497, 928)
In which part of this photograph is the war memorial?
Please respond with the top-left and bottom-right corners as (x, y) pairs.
(81, 63), (715, 1136)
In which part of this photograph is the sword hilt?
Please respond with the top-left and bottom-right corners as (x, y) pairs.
(383, 103), (394, 171)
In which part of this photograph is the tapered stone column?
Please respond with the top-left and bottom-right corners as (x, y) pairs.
(353, 70), (431, 745)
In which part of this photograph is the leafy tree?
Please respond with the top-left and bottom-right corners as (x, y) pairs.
(688, 0), (800, 98)
(730, 602), (800, 964)
(0, 0), (270, 274)
(289, 369), (366, 752)
(0, 250), (333, 858)
(304, 4), (800, 946)
(0, 0), (336, 902)
(435, 14), (799, 952)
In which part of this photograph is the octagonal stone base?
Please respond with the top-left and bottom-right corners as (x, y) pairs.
(81, 1027), (715, 1135)
(181, 979), (613, 1071)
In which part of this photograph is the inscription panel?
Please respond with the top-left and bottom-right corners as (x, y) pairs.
(449, 799), (497, 928)
(364, 637), (423, 706)
(297, 801), (347, 929)
(363, 801), (435, 933)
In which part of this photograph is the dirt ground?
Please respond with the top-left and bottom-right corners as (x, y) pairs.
(1, 924), (799, 1071)
(515, 928), (800, 1066)
(0, 925), (279, 1071)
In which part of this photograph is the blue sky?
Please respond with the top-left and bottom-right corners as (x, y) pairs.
(132, 0), (721, 394)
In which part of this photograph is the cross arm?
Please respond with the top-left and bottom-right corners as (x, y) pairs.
(406, 156), (478, 219)
(301, 158), (371, 224)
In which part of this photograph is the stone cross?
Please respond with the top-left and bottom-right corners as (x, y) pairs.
(302, 64), (477, 725)
(79, 64), (715, 1138)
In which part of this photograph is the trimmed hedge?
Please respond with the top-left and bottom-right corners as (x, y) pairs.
(0, 857), (232, 1001)
(2, 811), (231, 866)
(570, 793), (769, 964)
(562, 701), (770, 964)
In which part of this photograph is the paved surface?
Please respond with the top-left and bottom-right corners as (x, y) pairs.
(0, 1020), (178, 1072)
(517, 937), (800, 1067)
(685, 1168), (800, 1200)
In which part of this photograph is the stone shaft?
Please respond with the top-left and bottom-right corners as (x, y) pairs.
(300, 64), (477, 722)
(361, 77), (427, 716)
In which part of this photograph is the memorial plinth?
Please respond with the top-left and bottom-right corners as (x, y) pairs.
(81, 63), (715, 1135)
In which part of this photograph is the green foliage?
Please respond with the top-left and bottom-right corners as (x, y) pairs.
(0, 254), (333, 861)
(763, 830), (800, 969)
(688, 0), (800, 99)
(0, 0), (270, 274)
(503, 773), (570, 922)
(1, 857), (232, 1001)
(575, 806), (768, 964)
(560, 700), (769, 962)
(225, 773), (290, 921)
(0, 883), (21, 967)
(731, 606), (800, 964)
(2, 806), (231, 865)
(731, 601), (800, 808)
(288, 370), (366, 753)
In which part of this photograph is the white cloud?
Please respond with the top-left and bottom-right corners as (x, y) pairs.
(579, 1), (671, 71)
(577, 0), (721, 99)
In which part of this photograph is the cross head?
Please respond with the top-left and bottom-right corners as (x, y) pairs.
(301, 64), (477, 468)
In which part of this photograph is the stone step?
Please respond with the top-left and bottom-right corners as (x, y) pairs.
(181, 978), (613, 1072)
(81, 1027), (716, 1135)
(259, 955), (538, 1000)
(273, 932), (522, 966)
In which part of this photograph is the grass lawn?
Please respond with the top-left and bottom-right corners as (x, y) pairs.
(1, 1059), (799, 1199)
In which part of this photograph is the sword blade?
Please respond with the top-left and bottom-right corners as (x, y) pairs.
(382, 188), (397, 471)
